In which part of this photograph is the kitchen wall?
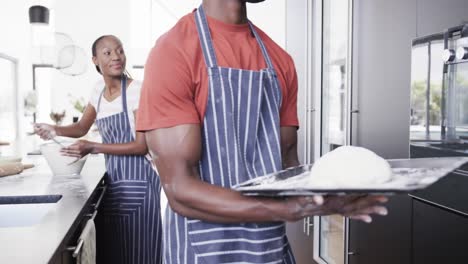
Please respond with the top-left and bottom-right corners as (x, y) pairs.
(417, 0), (468, 37)
(355, 0), (468, 160)
(1, 0), (287, 136)
(354, 0), (417, 159)
(0, 0), (133, 133)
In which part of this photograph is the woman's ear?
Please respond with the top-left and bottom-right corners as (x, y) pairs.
(92, 56), (98, 66)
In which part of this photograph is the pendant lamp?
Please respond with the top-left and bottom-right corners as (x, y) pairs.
(29, 5), (49, 25)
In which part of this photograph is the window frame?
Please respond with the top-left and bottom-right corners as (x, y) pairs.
(0, 53), (19, 139)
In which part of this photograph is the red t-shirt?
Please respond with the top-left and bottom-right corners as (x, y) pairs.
(136, 11), (299, 131)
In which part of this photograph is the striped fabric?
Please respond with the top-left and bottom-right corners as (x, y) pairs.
(95, 76), (162, 264)
(163, 6), (296, 264)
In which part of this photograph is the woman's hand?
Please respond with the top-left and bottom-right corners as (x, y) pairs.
(33, 123), (56, 140)
(60, 140), (96, 158)
(282, 194), (388, 223)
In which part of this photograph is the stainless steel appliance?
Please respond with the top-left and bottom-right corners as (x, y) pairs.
(410, 24), (468, 159)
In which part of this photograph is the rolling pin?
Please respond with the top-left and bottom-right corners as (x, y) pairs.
(0, 162), (35, 177)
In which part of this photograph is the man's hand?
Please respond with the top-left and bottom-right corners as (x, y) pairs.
(283, 195), (388, 223)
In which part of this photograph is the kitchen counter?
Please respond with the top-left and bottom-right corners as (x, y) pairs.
(409, 170), (468, 217)
(0, 154), (106, 264)
(410, 141), (468, 159)
(409, 140), (468, 216)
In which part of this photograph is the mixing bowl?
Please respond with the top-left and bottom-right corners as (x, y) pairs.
(39, 142), (87, 175)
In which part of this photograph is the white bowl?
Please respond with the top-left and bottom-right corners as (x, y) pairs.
(39, 142), (87, 175)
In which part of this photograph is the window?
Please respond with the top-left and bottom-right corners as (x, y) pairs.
(32, 64), (54, 123)
(410, 41), (444, 140)
(0, 54), (18, 140)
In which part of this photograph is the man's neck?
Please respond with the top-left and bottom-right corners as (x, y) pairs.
(202, 0), (248, 24)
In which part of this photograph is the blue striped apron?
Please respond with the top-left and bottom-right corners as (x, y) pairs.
(95, 76), (162, 264)
(163, 7), (296, 264)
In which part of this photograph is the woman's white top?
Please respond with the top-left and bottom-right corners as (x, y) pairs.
(89, 79), (142, 138)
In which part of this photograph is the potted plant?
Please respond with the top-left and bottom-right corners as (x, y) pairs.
(68, 94), (86, 123)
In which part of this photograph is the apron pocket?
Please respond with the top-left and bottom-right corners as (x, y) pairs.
(101, 180), (149, 216)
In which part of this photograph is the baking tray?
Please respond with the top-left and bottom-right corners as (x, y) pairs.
(232, 157), (468, 196)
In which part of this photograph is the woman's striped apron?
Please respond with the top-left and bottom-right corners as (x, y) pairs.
(95, 76), (162, 264)
(163, 7), (296, 264)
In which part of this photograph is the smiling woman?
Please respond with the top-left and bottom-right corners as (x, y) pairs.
(33, 35), (163, 264)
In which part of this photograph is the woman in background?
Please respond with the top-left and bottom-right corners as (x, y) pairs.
(34, 35), (162, 264)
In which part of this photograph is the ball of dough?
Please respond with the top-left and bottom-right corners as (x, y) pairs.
(309, 146), (392, 187)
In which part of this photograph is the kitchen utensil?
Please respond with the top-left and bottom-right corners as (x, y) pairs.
(40, 31), (73, 67)
(58, 45), (88, 76)
(40, 142), (87, 175)
(0, 162), (35, 177)
(233, 157), (468, 196)
(30, 126), (66, 148)
(51, 137), (66, 148)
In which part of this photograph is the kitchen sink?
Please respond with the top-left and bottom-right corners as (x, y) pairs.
(0, 195), (62, 228)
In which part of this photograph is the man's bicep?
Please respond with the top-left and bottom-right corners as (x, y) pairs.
(279, 58), (299, 127)
(145, 124), (202, 183)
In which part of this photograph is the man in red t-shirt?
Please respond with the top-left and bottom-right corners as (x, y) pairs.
(137, 1), (388, 263)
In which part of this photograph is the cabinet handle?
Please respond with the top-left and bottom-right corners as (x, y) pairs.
(90, 185), (107, 210)
(347, 251), (356, 256)
(351, 109), (359, 114)
(67, 239), (84, 258)
(303, 217), (307, 233)
(66, 185), (107, 258)
(303, 217), (314, 236)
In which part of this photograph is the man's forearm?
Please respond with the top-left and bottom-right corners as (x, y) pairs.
(163, 174), (292, 223)
(280, 126), (300, 168)
(283, 152), (300, 168)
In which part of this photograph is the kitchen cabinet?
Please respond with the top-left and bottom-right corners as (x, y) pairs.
(286, 217), (316, 264)
(409, 171), (468, 264)
(408, 3), (468, 264)
(412, 198), (468, 264)
(49, 183), (106, 264)
(348, 195), (412, 264)
(286, 0), (468, 262)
